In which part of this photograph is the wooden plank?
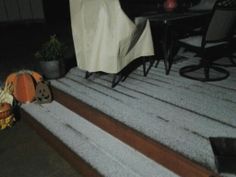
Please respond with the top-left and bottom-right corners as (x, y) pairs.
(20, 108), (103, 177)
(51, 86), (220, 177)
(5, 0), (20, 21)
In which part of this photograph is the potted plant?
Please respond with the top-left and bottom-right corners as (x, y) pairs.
(35, 35), (66, 79)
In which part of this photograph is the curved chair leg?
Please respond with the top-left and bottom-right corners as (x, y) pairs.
(85, 71), (123, 88)
(143, 57), (155, 77)
(112, 73), (124, 88)
(179, 63), (229, 82)
(230, 55), (236, 66)
(155, 59), (161, 68)
(85, 71), (93, 79)
(214, 56), (236, 67)
(204, 66), (210, 80)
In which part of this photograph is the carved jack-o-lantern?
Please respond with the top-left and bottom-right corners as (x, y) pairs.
(35, 81), (52, 104)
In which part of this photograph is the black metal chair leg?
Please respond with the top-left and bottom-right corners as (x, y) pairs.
(143, 57), (155, 77)
(229, 56), (236, 66)
(112, 73), (123, 88)
(143, 58), (146, 76)
(121, 74), (129, 82)
(203, 63), (210, 80)
(85, 71), (93, 79)
(179, 63), (229, 82)
(155, 58), (161, 68)
(214, 56), (236, 67)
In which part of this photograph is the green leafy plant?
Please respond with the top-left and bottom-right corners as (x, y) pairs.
(35, 35), (66, 61)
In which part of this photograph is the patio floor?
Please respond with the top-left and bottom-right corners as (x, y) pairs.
(50, 56), (236, 173)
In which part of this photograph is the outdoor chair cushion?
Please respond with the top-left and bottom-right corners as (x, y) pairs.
(179, 36), (227, 48)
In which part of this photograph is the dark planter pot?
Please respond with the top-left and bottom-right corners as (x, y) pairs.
(210, 137), (236, 174)
(39, 60), (65, 79)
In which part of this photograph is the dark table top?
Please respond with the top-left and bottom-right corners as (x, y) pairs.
(141, 11), (211, 24)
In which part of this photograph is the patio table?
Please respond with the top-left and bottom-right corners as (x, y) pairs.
(141, 11), (211, 74)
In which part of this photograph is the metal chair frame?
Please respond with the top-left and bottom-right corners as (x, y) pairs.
(178, 0), (236, 81)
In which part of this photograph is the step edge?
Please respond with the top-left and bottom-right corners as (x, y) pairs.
(22, 101), (175, 177)
(51, 85), (219, 177)
(20, 108), (103, 177)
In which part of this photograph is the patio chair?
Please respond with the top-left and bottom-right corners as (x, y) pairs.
(178, 0), (236, 81)
(231, 34), (236, 65)
(213, 34), (236, 67)
(69, 0), (154, 87)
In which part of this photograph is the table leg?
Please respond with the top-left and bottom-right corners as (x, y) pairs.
(162, 24), (171, 75)
(162, 24), (177, 75)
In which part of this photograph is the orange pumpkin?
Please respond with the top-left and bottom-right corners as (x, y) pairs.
(0, 103), (12, 120)
(5, 73), (17, 86)
(5, 70), (42, 85)
(5, 70), (42, 103)
(31, 71), (42, 83)
(14, 73), (36, 103)
(0, 114), (15, 130)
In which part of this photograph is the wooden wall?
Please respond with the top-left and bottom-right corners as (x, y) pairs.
(0, 0), (44, 23)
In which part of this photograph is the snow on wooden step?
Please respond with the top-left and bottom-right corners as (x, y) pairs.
(52, 74), (216, 170)
(51, 63), (236, 171)
(156, 56), (236, 90)
(221, 173), (236, 177)
(22, 101), (179, 177)
(134, 67), (236, 103)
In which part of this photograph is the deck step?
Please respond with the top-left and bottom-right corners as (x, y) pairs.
(21, 51), (236, 177)
(21, 101), (179, 177)
(50, 65), (236, 177)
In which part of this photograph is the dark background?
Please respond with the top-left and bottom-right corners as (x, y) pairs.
(42, 0), (201, 24)
(0, 0), (201, 83)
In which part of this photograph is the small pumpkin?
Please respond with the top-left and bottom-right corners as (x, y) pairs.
(5, 70), (42, 103)
(0, 103), (12, 120)
(0, 83), (14, 105)
(0, 103), (15, 130)
(0, 114), (15, 130)
(35, 81), (52, 104)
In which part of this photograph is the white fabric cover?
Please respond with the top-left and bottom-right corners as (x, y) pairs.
(69, 0), (154, 73)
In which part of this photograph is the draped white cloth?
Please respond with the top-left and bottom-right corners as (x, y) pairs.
(69, 0), (154, 73)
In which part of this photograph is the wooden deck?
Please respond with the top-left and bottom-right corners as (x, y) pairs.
(50, 86), (218, 177)
(20, 57), (236, 177)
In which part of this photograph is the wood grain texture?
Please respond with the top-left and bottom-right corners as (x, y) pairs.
(20, 108), (103, 177)
(51, 86), (219, 177)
